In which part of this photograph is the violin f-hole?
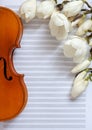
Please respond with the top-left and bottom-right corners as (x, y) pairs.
(0, 7), (27, 121)
(0, 57), (12, 81)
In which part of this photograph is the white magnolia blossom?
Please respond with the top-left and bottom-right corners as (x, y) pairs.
(71, 59), (91, 73)
(64, 36), (90, 63)
(49, 11), (71, 40)
(36, 0), (55, 19)
(71, 71), (89, 99)
(77, 19), (92, 36)
(19, 0), (36, 23)
(62, 0), (84, 17)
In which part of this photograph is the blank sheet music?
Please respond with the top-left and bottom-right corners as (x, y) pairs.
(0, 0), (92, 130)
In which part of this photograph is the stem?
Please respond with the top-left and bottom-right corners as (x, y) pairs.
(86, 68), (92, 72)
(56, 0), (70, 11)
(84, 1), (92, 9)
(84, 10), (92, 15)
(88, 68), (92, 71)
(54, 0), (57, 4)
(88, 33), (92, 37)
(85, 73), (92, 81)
(86, 33), (92, 43)
(81, 9), (90, 12)
(62, 0), (70, 5)
(90, 48), (92, 58)
(82, 68), (92, 75)
(56, 4), (63, 11)
(72, 14), (83, 22)
(72, 9), (92, 22)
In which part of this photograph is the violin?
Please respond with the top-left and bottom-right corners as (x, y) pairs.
(0, 7), (28, 121)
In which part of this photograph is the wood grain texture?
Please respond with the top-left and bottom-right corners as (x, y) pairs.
(0, 6), (28, 121)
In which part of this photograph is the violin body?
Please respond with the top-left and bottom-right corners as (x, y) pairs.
(0, 7), (27, 121)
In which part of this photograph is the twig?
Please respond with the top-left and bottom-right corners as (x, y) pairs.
(54, 0), (57, 4)
(84, 10), (92, 15)
(56, 4), (63, 11)
(85, 33), (92, 43)
(72, 14), (83, 22)
(84, 1), (92, 9)
(81, 9), (90, 11)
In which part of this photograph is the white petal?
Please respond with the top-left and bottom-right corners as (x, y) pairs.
(49, 20), (58, 36)
(72, 19), (81, 27)
(71, 60), (91, 73)
(74, 71), (87, 84)
(25, 12), (31, 18)
(36, 0), (55, 19)
(63, 36), (90, 63)
(49, 11), (70, 40)
(64, 41), (76, 57)
(71, 79), (89, 99)
(72, 16), (85, 27)
(62, 0), (84, 17)
(73, 53), (87, 63)
(77, 20), (92, 36)
(56, 26), (68, 40)
(19, 0), (36, 22)
(52, 13), (65, 26)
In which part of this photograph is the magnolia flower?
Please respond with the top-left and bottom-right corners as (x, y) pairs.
(49, 11), (71, 40)
(36, 0), (55, 19)
(77, 19), (92, 36)
(71, 59), (91, 73)
(71, 71), (89, 99)
(19, 0), (36, 23)
(64, 36), (90, 63)
(62, 0), (84, 17)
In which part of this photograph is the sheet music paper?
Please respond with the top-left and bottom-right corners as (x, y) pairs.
(0, 0), (92, 130)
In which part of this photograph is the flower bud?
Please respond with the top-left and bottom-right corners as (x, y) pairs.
(74, 71), (87, 84)
(62, 0), (84, 17)
(49, 11), (71, 40)
(72, 16), (85, 27)
(19, 0), (36, 23)
(36, 0), (55, 19)
(64, 36), (89, 63)
(71, 59), (91, 73)
(71, 78), (89, 99)
(77, 19), (92, 36)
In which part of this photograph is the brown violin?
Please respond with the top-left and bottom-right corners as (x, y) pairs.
(0, 7), (28, 121)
